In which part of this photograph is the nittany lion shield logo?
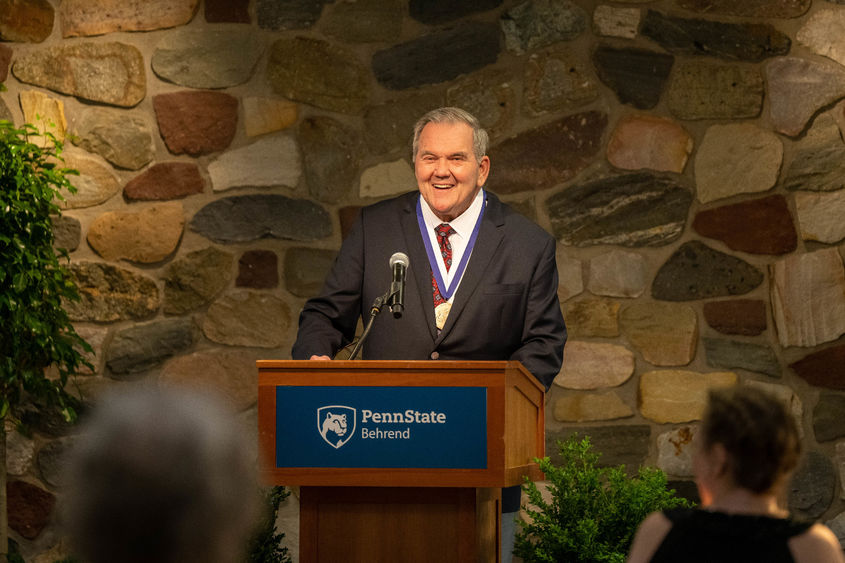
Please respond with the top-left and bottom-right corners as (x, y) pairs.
(317, 405), (356, 449)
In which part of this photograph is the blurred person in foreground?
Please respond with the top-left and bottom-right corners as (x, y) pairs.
(627, 385), (844, 563)
(63, 386), (260, 563)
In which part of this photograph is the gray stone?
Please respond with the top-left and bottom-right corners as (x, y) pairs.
(828, 511), (845, 549)
(676, 0), (810, 18)
(372, 22), (500, 90)
(37, 437), (75, 488)
(0, 97), (12, 123)
(268, 37), (370, 114)
(587, 250), (647, 298)
(106, 318), (195, 375)
(70, 107), (153, 170)
(363, 92), (445, 156)
(547, 425), (651, 473)
(547, 172), (692, 247)
(797, 9), (845, 67)
(695, 123), (783, 203)
(66, 262), (160, 322)
(207, 134), (300, 192)
(668, 60), (764, 120)
(52, 215), (81, 252)
(299, 117), (361, 204)
(657, 426), (697, 478)
(13, 42), (145, 107)
(592, 46), (674, 109)
(652, 241), (764, 301)
(488, 110), (607, 194)
(641, 10), (790, 62)
(814, 393), (845, 443)
(767, 57), (845, 137)
(592, 5), (640, 39)
(409, 0), (502, 24)
(783, 114), (845, 192)
(323, 0), (403, 42)
(59, 0), (198, 37)
(164, 247), (235, 315)
(359, 159), (416, 200)
(523, 47), (599, 116)
(74, 325), (108, 375)
(202, 291), (291, 348)
(770, 248), (845, 348)
(447, 69), (516, 139)
(789, 450), (836, 520)
(703, 338), (781, 378)
(284, 247), (337, 298)
(152, 28), (263, 89)
(190, 195), (332, 244)
(500, 0), (587, 55)
(257, 0), (331, 30)
(6, 425), (35, 477)
(557, 250), (584, 302)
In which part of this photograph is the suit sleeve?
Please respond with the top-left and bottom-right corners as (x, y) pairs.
(291, 214), (365, 360)
(509, 236), (567, 390)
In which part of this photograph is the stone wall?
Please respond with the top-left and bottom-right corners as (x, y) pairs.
(3, 0), (845, 559)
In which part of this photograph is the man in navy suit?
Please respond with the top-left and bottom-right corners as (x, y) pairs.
(292, 107), (566, 560)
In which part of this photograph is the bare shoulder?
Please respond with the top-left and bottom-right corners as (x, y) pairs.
(627, 511), (674, 563)
(789, 523), (845, 563)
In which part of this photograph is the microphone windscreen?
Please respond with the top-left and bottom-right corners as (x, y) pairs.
(389, 252), (409, 268)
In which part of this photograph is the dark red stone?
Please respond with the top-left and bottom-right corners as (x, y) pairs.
(790, 345), (845, 390)
(339, 206), (362, 241)
(205, 0), (250, 22)
(124, 162), (205, 201)
(692, 194), (797, 255)
(487, 110), (607, 194)
(703, 299), (767, 336)
(7, 480), (55, 540)
(153, 91), (238, 156)
(237, 250), (278, 288)
(0, 44), (12, 82)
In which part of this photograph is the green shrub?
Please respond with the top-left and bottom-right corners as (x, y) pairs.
(514, 435), (690, 563)
(247, 486), (293, 563)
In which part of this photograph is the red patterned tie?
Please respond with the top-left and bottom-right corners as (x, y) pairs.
(432, 223), (456, 307)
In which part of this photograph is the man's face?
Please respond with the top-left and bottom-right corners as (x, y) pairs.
(414, 121), (490, 223)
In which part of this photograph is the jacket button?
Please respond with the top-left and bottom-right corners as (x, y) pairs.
(430, 351), (440, 360)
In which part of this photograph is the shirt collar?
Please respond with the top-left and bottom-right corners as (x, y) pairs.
(420, 188), (485, 238)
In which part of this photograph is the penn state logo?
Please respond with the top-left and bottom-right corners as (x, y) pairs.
(317, 405), (356, 449)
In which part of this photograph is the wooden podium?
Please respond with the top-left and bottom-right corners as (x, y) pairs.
(257, 360), (545, 563)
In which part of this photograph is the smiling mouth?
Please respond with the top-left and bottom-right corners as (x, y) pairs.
(433, 184), (453, 189)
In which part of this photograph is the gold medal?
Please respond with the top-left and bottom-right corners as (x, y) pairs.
(434, 302), (452, 330)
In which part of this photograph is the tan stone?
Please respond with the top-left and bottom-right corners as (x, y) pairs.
(243, 97), (298, 137)
(202, 291), (291, 348)
(797, 9), (845, 68)
(553, 391), (633, 422)
(553, 341), (634, 389)
(592, 5), (640, 39)
(19, 90), (66, 146)
(74, 325), (108, 375)
(60, 0), (199, 37)
(562, 298), (619, 338)
(87, 203), (185, 263)
(59, 149), (121, 209)
(6, 422), (35, 477)
(695, 123), (782, 203)
(795, 190), (845, 244)
(657, 426), (697, 477)
(770, 248), (845, 347)
(640, 370), (737, 423)
(588, 249), (647, 298)
(620, 302), (698, 366)
(836, 442), (845, 499)
(359, 158), (416, 199)
(159, 349), (260, 412)
(557, 250), (583, 302)
(607, 114), (693, 173)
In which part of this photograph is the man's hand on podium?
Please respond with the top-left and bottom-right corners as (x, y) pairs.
(309, 355), (332, 360)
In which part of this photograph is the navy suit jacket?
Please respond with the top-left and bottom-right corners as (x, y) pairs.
(291, 190), (566, 389)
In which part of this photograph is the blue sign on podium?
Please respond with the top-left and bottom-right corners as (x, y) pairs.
(275, 386), (488, 469)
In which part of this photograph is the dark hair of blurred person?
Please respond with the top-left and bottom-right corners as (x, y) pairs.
(627, 385), (844, 563)
(63, 386), (260, 563)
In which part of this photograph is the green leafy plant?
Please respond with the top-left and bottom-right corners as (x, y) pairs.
(0, 120), (92, 561)
(515, 435), (691, 563)
(247, 486), (293, 563)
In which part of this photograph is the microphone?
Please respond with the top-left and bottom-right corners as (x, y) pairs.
(388, 252), (409, 318)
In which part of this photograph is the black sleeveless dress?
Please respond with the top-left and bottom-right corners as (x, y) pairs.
(649, 508), (813, 562)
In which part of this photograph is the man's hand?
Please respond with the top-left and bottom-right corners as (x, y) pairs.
(309, 355), (332, 360)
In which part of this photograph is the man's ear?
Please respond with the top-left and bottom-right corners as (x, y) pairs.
(477, 155), (490, 186)
(710, 442), (730, 478)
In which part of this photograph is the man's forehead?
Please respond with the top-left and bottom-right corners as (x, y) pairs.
(418, 121), (474, 151)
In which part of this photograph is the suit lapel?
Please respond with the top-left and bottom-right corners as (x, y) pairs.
(435, 193), (505, 343)
(399, 193), (439, 341)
